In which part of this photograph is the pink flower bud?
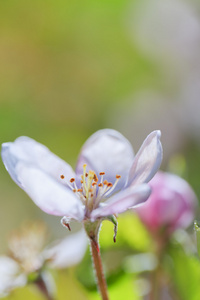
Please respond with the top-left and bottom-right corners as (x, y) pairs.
(136, 172), (197, 235)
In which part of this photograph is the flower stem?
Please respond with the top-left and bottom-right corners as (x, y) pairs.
(149, 266), (160, 300)
(35, 275), (54, 300)
(90, 237), (109, 300)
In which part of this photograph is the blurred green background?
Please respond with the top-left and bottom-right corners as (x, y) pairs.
(1, 0), (200, 299)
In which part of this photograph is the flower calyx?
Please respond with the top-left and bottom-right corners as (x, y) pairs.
(102, 214), (118, 243)
(61, 216), (71, 231)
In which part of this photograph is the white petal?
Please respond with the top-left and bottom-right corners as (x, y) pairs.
(43, 230), (88, 268)
(1, 137), (75, 188)
(90, 184), (151, 220)
(16, 163), (84, 220)
(0, 256), (26, 296)
(127, 130), (163, 186)
(76, 129), (134, 192)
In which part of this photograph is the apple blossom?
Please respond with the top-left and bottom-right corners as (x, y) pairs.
(0, 222), (87, 297)
(1, 129), (162, 226)
(136, 171), (197, 235)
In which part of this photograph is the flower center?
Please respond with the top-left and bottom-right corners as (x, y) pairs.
(60, 164), (121, 212)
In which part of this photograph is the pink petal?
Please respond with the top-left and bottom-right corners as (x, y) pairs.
(2, 137), (75, 188)
(76, 129), (134, 193)
(127, 130), (163, 186)
(90, 184), (151, 220)
(136, 172), (197, 232)
(16, 162), (84, 220)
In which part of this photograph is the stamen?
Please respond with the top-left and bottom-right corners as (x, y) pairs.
(60, 174), (75, 191)
(73, 180), (79, 191)
(99, 172), (105, 176)
(104, 175), (121, 197)
(93, 174), (98, 182)
(71, 164), (122, 213)
(99, 172), (105, 184)
(96, 180), (109, 202)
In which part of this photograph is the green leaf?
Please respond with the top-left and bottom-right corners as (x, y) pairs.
(165, 242), (200, 300)
(194, 220), (200, 258)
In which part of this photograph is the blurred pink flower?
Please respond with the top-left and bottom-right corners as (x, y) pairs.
(1, 129), (162, 223)
(136, 172), (197, 235)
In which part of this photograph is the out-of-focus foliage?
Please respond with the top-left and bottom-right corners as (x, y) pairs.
(165, 242), (200, 300)
(99, 213), (151, 251)
(194, 221), (200, 258)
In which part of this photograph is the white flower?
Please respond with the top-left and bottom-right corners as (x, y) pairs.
(1, 129), (162, 222)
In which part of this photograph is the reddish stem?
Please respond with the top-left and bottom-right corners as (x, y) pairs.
(90, 238), (109, 300)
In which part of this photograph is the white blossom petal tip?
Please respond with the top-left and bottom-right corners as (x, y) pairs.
(90, 184), (151, 221)
(127, 130), (163, 186)
(76, 128), (135, 193)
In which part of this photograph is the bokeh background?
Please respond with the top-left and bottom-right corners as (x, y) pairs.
(1, 0), (200, 299)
